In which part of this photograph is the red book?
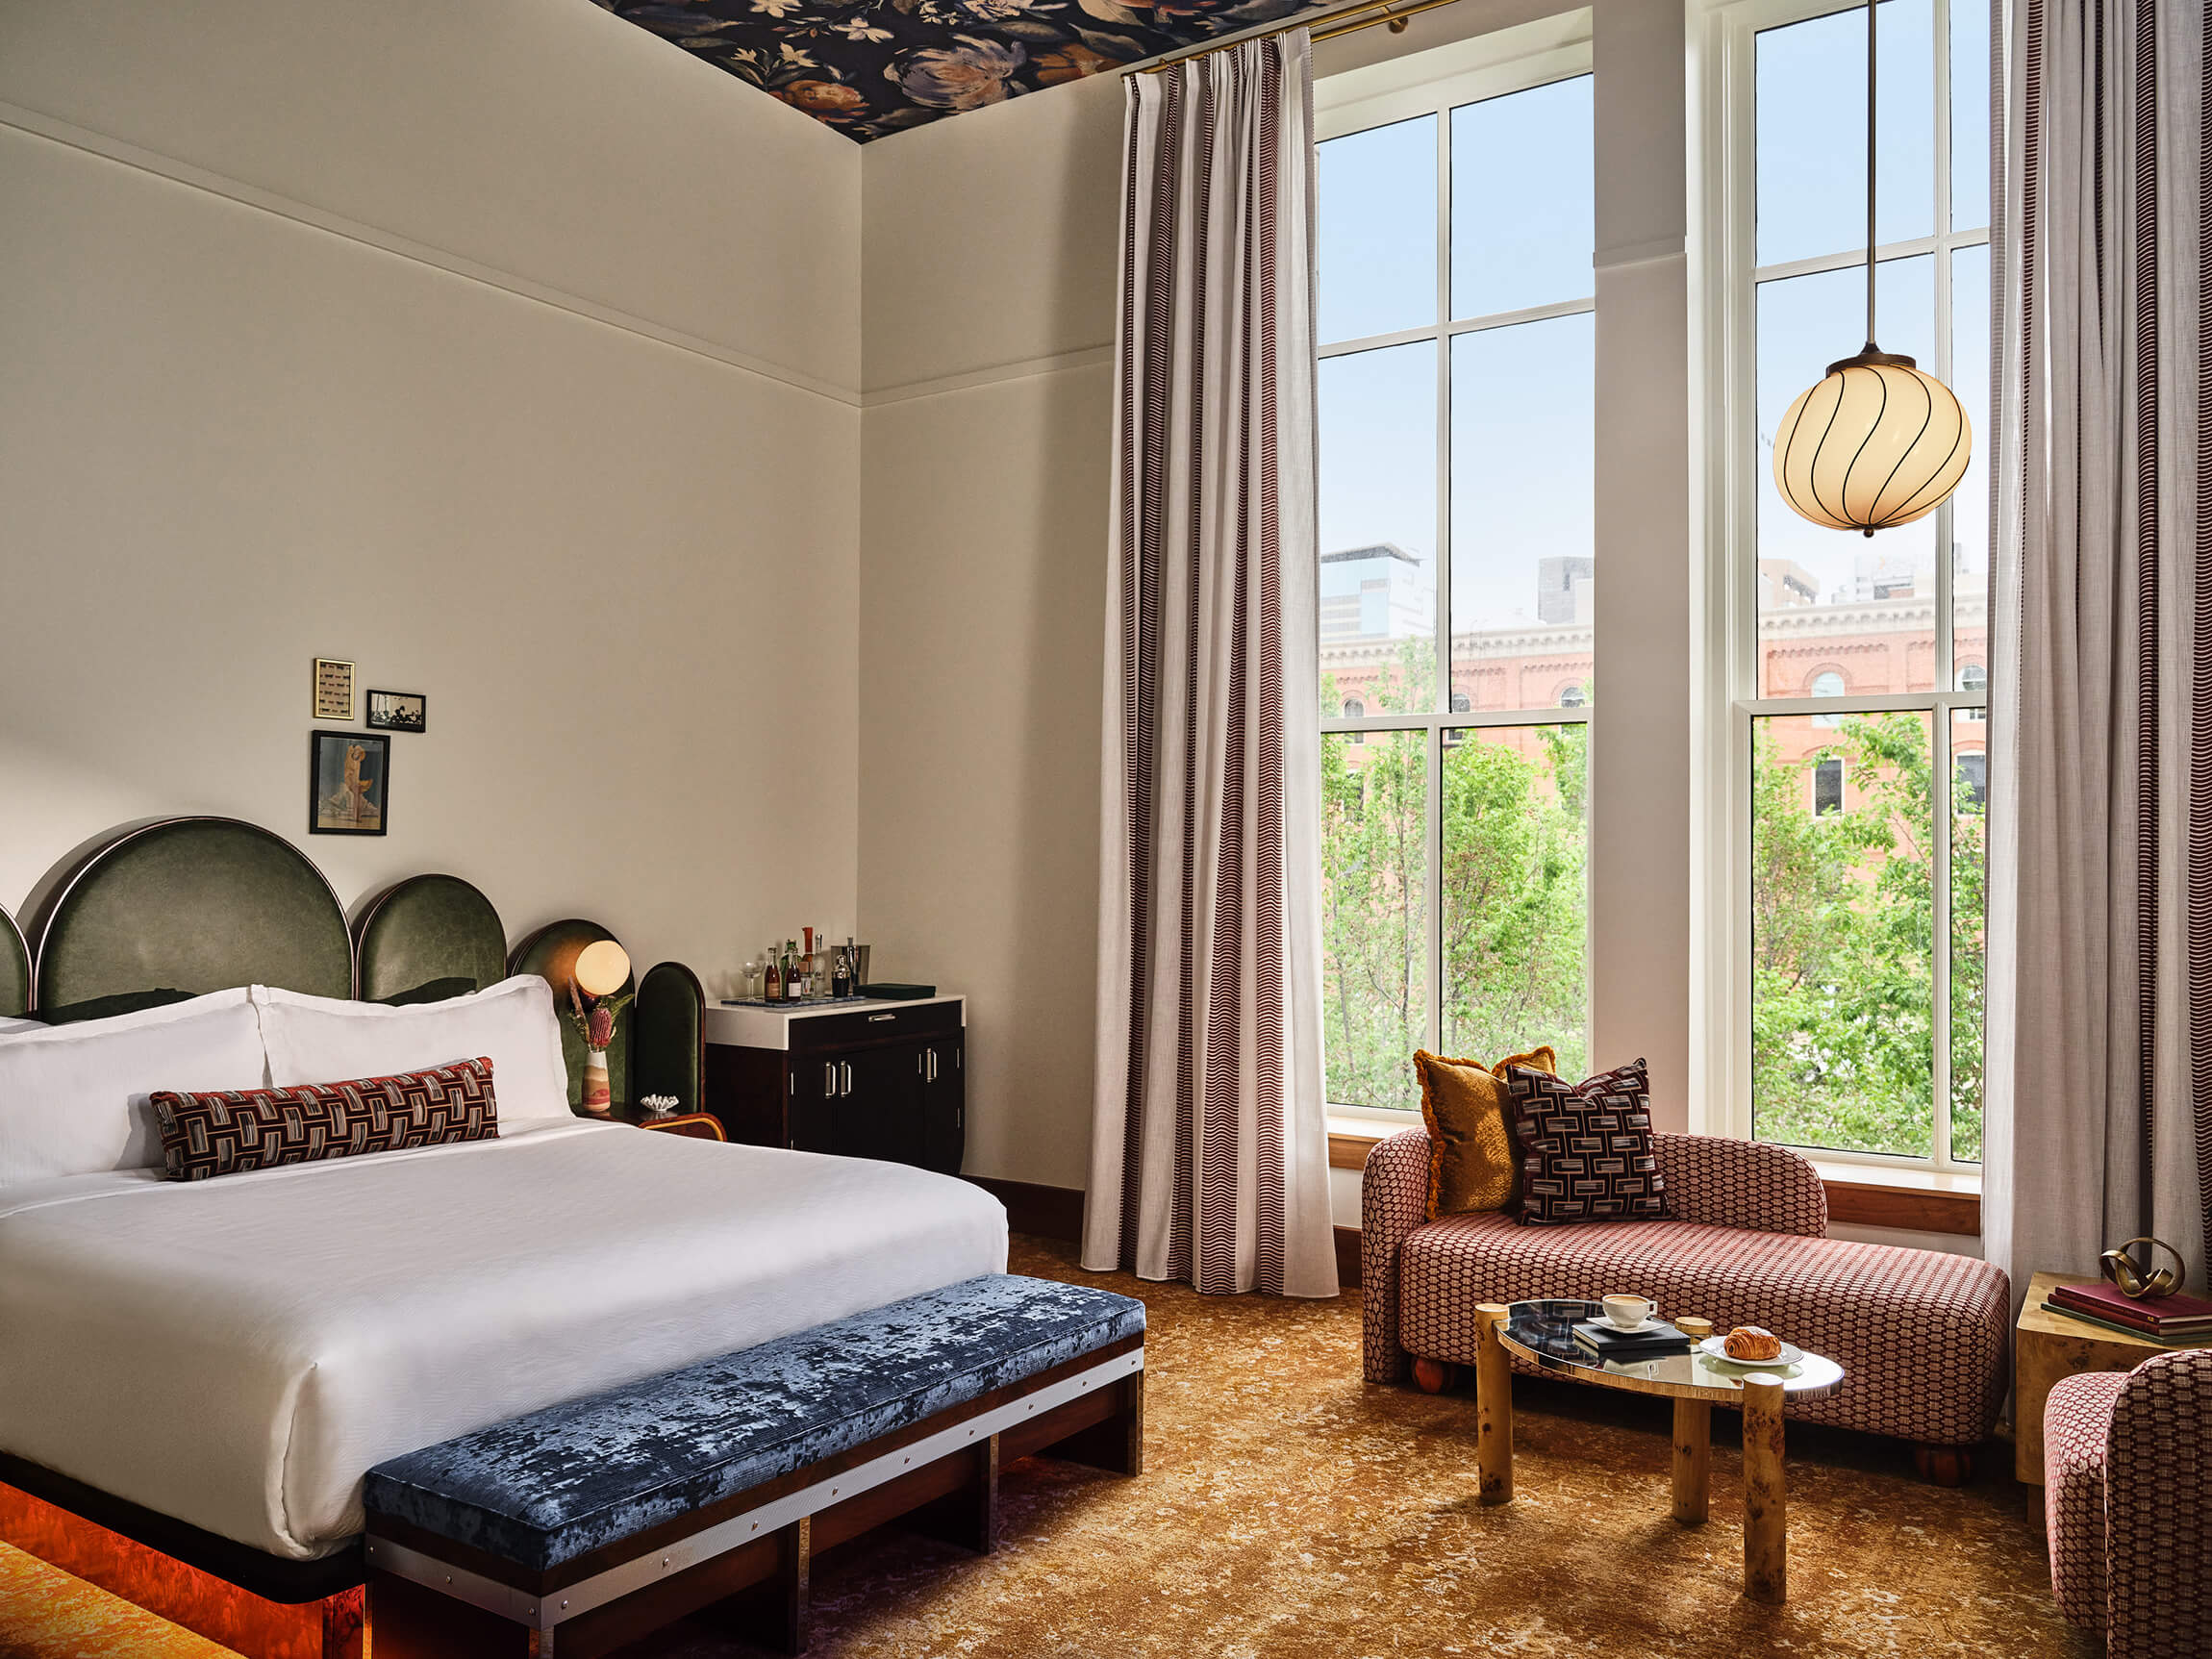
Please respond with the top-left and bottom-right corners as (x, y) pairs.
(2050, 1280), (2212, 1333)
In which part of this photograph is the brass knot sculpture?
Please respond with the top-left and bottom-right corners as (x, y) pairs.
(2099, 1236), (2188, 1300)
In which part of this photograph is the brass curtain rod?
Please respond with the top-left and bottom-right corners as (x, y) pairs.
(1129, 0), (1467, 76)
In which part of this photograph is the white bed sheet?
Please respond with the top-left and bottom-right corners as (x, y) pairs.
(0, 1121), (1006, 1558)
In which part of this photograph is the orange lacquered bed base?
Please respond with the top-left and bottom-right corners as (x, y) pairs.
(0, 1482), (364, 1659)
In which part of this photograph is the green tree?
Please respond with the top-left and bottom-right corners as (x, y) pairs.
(1321, 638), (1588, 1110)
(1749, 712), (1985, 1158)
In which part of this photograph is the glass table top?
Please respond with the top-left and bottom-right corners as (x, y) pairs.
(1497, 1299), (1845, 1404)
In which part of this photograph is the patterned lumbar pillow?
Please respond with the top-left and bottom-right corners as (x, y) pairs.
(151, 1057), (498, 1182)
(1500, 1057), (1667, 1225)
(1414, 1046), (1557, 1219)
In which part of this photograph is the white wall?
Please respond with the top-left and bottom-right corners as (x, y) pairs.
(0, 0), (864, 981)
(857, 72), (1123, 1191)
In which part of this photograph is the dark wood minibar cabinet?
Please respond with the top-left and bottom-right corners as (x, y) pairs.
(703, 995), (966, 1175)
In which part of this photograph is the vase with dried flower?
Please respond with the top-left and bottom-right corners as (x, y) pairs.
(568, 940), (634, 1116)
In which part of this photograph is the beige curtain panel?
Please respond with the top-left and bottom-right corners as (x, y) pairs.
(1085, 29), (1338, 1299)
(1984, 0), (2210, 1302)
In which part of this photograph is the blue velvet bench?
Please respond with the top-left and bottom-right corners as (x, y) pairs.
(360, 1274), (1144, 1658)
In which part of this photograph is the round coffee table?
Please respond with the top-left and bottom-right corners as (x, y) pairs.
(1479, 1298), (1845, 1604)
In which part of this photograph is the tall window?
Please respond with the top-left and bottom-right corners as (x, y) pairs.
(1316, 38), (1595, 1112)
(1716, 0), (1990, 1168)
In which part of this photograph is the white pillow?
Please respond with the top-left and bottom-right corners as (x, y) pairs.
(0, 988), (268, 1184)
(255, 974), (573, 1123)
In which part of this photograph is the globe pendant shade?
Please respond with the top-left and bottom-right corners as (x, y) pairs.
(1772, 356), (1973, 536)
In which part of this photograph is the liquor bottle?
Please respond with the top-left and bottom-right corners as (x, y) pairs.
(762, 947), (780, 1002)
(785, 940), (803, 1000)
(831, 942), (853, 999)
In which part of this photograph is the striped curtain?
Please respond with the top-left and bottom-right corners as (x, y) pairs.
(1983, 0), (2209, 1304)
(1083, 30), (1338, 1298)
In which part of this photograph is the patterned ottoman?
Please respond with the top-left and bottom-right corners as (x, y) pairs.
(1362, 1127), (2011, 1460)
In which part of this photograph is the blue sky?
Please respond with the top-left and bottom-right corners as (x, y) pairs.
(1316, 0), (1989, 662)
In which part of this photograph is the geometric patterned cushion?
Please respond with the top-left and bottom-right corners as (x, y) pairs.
(1501, 1058), (1667, 1224)
(1394, 1206), (2012, 1445)
(2044, 1369), (2124, 1629)
(151, 1057), (498, 1181)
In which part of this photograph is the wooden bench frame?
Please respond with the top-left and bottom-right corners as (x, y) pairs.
(364, 1336), (1144, 1658)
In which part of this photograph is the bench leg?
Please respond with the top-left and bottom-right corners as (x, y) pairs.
(907, 1434), (999, 1554)
(1912, 1443), (1974, 1487)
(770, 1515), (811, 1656)
(1043, 1372), (1144, 1476)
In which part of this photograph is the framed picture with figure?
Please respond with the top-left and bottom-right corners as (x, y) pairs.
(309, 730), (390, 836)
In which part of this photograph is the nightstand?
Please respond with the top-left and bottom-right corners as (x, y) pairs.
(595, 1102), (727, 1142)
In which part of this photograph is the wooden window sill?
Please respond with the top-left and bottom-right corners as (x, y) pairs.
(1324, 1119), (1982, 1236)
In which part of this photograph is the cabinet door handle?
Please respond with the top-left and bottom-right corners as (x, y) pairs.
(869, 1013), (896, 1023)
(841, 1062), (852, 1095)
(917, 1052), (926, 1076)
(824, 1063), (838, 1097)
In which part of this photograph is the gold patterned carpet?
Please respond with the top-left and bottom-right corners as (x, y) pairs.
(0, 1236), (2085, 1659)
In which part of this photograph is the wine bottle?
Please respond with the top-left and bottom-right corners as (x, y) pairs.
(785, 940), (802, 1000)
(762, 948), (780, 1002)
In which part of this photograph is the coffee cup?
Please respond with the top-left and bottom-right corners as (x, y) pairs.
(1601, 1294), (1655, 1329)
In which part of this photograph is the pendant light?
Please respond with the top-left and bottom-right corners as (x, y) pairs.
(1772, 0), (1971, 537)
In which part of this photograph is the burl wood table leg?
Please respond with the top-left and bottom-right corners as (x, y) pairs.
(1672, 1398), (1711, 1524)
(1741, 1374), (1787, 1604)
(1474, 1303), (1514, 1506)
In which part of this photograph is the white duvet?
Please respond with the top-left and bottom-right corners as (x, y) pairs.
(0, 1121), (1006, 1558)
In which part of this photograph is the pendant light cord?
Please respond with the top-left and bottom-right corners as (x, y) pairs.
(1866, 0), (1878, 348)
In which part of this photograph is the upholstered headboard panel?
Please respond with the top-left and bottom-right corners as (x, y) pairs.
(634, 960), (707, 1114)
(0, 904), (27, 1018)
(37, 818), (352, 1008)
(355, 874), (507, 1003)
(511, 919), (633, 1109)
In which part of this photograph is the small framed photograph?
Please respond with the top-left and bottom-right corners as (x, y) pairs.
(313, 658), (355, 720)
(365, 690), (427, 733)
(309, 730), (390, 836)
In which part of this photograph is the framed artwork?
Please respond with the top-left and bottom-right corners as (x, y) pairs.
(365, 690), (427, 733)
(309, 730), (389, 836)
(313, 658), (355, 720)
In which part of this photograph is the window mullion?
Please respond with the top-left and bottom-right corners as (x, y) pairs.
(1428, 97), (1452, 1060)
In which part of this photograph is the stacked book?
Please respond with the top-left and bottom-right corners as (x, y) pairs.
(2045, 1280), (2212, 1346)
(1571, 1320), (1694, 1362)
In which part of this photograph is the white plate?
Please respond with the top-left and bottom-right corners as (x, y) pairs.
(1698, 1335), (1803, 1369)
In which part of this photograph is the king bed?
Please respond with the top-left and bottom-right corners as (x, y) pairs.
(0, 817), (1008, 1653)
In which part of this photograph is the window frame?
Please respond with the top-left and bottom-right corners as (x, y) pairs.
(1317, 20), (1596, 1119)
(1700, 0), (1990, 1173)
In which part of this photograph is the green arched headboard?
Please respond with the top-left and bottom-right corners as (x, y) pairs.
(37, 818), (351, 1008)
(355, 874), (507, 1003)
(0, 903), (27, 1018)
(511, 918), (634, 1110)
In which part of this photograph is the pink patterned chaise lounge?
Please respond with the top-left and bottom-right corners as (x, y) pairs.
(1362, 1127), (2012, 1473)
(2043, 1349), (2212, 1654)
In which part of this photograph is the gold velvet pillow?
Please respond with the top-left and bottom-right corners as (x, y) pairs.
(1415, 1045), (1558, 1219)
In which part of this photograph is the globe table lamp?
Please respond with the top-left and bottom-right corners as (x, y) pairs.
(568, 940), (633, 1115)
(1772, 0), (1972, 536)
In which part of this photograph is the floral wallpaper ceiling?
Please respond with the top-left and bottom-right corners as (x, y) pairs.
(600, 0), (1315, 142)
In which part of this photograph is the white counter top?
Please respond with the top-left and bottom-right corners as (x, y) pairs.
(703, 994), (964, 1051)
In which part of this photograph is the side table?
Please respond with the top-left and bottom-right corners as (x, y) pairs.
(593, 1102), (729, 1142)
(2014, 1269), (2211, 1483)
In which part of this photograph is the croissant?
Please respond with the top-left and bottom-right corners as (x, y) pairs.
(1724, 1325), (1782, 1361)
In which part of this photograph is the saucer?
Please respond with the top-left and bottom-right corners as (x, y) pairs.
(1596, 1317), (1665, 1335)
